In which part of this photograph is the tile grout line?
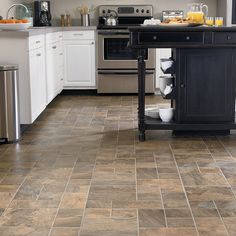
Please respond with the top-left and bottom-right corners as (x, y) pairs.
(201, 137), (232, 236)
(169, 143), (200, 236)
(213, 200), (230, 236)
(1, 158), (39, 216)
(78, 157), (97, 236)
(47, 157), (78, 236)
(202, 137), (236, 198)
(154, 153), (168, 228)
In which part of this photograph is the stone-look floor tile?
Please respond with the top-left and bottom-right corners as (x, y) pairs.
(112, 200), (163, 209)
(161, 190), (189, 209)
(80, 217), (138, 236)
(138, 209), (166, 228)
(195, 217), (229, 236)
(60, 193), (87, 209)
(166, 218), (195, 228)
(84, 208), (111, 219)
(139, 228), (198, 236)
(215, 200), (236, 217)
(190, 201), (219, 217)
(86, 200), (112, 209)
(0, 226), (50, 236)
(136, 168), (158, 179)
(88, 185), (136, 201)
(111, 209), (137, 220)
(185, 187), (236, 202)
(223, 217), (236, 236)
(0, 208), (57, 228)
(50, 227), (79, 236)
(53, 209), (83, 227)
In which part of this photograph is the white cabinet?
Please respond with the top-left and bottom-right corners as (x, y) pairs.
(0, 34), (47, 124)
(63, 31), (96, 88)
(29, 47), (47, 122)
(45, 32), (63, 104)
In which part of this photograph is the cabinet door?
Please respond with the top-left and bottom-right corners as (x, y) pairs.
(29, 47), (47, 122)
(177, 48), (236, 122)
(63, 40), (96, 87)
(46, 43), (59, 104)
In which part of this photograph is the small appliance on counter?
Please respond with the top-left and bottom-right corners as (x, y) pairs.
(34, 1), (51, 26)
(162, 10), (184, 22)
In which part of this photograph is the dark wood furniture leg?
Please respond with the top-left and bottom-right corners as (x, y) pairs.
(138, 50), (146, 141)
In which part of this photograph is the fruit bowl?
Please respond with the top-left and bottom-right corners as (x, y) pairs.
(0, 23), (31, 30)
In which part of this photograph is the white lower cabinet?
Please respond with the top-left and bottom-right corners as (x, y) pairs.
(46, 33), (63, 104)
(29, 47), (47, 122)
(63, 31), (96, 88)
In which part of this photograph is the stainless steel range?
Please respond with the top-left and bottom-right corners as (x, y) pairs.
(97, 5), (156, 94)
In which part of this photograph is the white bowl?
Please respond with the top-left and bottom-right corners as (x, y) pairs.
(0, 23), (31, 31)
(159, 108), (175, 122)
(145, 107), (159, 119)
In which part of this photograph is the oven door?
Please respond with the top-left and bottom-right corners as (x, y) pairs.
(98, 30), (155, 69)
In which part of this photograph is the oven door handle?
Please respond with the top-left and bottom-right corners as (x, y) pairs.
(98, 70), (154, 75)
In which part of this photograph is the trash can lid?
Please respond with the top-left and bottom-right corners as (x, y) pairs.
(0, 64), (18, 71)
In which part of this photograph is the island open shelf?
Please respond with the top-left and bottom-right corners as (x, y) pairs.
(129, 26), (236, 141)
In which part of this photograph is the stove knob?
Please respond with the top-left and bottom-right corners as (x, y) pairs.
(102, 10), (106, 14)
(141, 9), (144, 13)
(108, 9), (111, 13)
(146, 10), (150, 14)
(136, 9), (139, 13)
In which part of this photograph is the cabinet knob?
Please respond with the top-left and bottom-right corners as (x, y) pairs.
(36, 53), (41, 57)
(186, 36), (191, 41)
(180, 84), (185, 88)
(52, 46), (57, 49)
(227, 35), (232, 40)
(36, 41), (41, 44)
(91, 42), (95, 45)
(153, 36), (157, 40)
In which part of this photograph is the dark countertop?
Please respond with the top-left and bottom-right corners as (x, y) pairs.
(129, 26), (236, 32)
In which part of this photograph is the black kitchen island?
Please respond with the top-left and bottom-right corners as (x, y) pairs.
(129, 26), (236, 141)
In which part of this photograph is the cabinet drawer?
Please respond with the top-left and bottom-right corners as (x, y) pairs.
(46, 32), (63, 44)
(139, 32), (204, 45)
(63, 31), (95, 40)
(214, 32), (236, 44)
(29, 35), (45, 50)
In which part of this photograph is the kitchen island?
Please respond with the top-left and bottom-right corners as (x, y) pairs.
(129, 26), (236, 141)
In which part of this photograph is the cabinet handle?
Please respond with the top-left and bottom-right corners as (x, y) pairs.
(180, 84), (185, 88)
(186, 36), (191, 41)
(36, 53), (41, 57)
(36, 41), (41, 44)
(227, 35), (232, 40)
(52, 46), (57, 49)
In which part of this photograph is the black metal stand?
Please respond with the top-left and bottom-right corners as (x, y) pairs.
(138, 49), (146, 141)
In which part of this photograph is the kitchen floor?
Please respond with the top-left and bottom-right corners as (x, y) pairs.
(0, 95), (236, 236)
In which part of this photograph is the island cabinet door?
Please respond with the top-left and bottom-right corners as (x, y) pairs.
(175, 48), (236, 123)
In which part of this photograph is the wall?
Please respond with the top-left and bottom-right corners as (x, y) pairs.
(50, 0), (218, 25)
(0, 0), (23, 18)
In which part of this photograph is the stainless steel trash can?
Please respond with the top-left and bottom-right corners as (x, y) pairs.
(0, 64), (20, 143)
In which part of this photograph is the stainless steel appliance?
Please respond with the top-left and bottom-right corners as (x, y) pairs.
(97, 5), (156, 94)
(34, 1), (51, 26)
(162, 10), (184, 22)
(0, 64), (20, 143)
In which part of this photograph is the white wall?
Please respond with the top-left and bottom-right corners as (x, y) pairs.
(50, 0), (218, 25)
(0, 0), (24, 18)
(1, 0), (218, 24)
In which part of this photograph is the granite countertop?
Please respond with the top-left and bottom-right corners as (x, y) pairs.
(0, 26), (97, 37)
